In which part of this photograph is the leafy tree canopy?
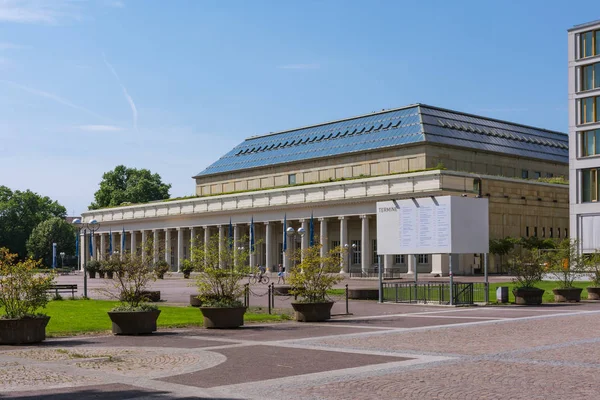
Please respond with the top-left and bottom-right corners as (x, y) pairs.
(89, 165), (171, 210)
(26, 217), (76, 267)
(0, 186), (66, 258)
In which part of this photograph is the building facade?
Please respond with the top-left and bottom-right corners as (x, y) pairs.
(569, 20), (600, 253)
(81, 104), (569, 275)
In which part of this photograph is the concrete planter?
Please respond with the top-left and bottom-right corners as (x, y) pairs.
(0, 316), (50, 345)
(189, 295), (202, 307)
(107, 310), (161, 335)
(586, 287), (600, 300)
(291, 302), (334, 322)
(552, 287), (583, 302)
(199, 306), (246, 329)
(513, 287), (544, 305)
(88, 271), (96, 279)
(274, 285), (291, 296)
(348, 288), (378, 300)
(106, 271), (114, 279)
(140, 291), (161, 302)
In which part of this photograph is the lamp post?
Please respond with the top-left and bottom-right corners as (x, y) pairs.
(59, 252), (65, 268)
(72, 218), (100, 299)
(286, 226), (305, 271)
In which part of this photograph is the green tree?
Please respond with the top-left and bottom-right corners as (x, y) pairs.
(89, 165), (171, 210)
(0, 186), (66, 258)
(26, 217), (76, 267)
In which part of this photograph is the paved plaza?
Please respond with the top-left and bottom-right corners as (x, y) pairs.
(2, 290), (600, 399)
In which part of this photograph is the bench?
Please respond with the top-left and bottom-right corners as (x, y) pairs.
(47, 284), (78, 299)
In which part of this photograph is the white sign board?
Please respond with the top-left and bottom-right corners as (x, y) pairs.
(376, 196), (489, 254)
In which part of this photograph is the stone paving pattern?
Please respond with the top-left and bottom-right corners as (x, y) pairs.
(2, 300), (600, 399)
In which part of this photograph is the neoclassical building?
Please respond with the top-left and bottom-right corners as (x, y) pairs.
(81, 104), (570, 276)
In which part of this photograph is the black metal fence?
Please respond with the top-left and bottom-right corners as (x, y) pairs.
(382, 281), (489, 305)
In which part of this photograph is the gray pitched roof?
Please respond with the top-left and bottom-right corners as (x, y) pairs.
(194, 104), (568, 178)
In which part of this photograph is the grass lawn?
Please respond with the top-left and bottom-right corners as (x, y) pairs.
(22, 300), (291, 337)
(487, 281), (592, 304)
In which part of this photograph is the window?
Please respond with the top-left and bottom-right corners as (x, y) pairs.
(550, 227), (553, 238)
(522, 170), (529, 179)
(372, 239), (378, 263)
(581, 129), (600, 157)
(580, 29), (600, 58)
(582, 62), (600, 91)
(473, 179), (480, 194)
(417, 254), (429, 264)
(580, 96), (600, 124)
(351, 240), (361, 265)
(278, 243), (283, 264)
(394, 254), (405, 264)
(526, 226), (530, 237)
(534, 171), (541, 179)
(558, 228), (561, 238)
(546, 173), (554, 178)
(288, 174), (296, 185)
(542, 227), (546, 238)
(565, 228), (569, 238)
(170, 246), (175, 266)
(582, 168), (600, 202)
(534, 227), (538, 237)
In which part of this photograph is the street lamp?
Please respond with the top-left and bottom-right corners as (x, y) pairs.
(59, 252), (65, 268)
(343, 243), (357, 274)
(286, 226), (305, 271)
(72, 218), (100, 298)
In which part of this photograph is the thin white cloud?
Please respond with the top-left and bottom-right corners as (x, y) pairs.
(78, 124), (124, 132)
(103, 53), (138, 131)
(0, 42), (26, 50)
(278, 64), (320, 70)
(0, 1), (80, 25)
(0, 79), (105, 120)
(104, 0), (125, 8)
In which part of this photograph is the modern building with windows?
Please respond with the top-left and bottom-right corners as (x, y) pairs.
(81, 104), (569, 276)
(569, 20), (600, 253)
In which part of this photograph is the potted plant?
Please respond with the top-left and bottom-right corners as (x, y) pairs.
(87, 259), (100, 279)
(154, 260), (170, 279)
(97, 260), (106, 279)
(586, 251), (600, 300)
(191, 234), (250, 328)
(543, 239), (584, 302)
(0, 248), (55, 344)
(288, 243), (344, 322)
(181, 259), (194, 279)
(100, 243), (161, 335)
(509, 247), (545, 305)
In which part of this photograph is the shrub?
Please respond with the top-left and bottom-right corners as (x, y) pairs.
(0, 248), (55, 319)
(181, 259), (194, 278)
(86, 260), (101, 274)
(191, 234), (250, 307)
(154, 260), (170, 279)
(98, 242), (157, 311)
(288, 243), (345, 303)
(541, 239), (586, 289)
(509, 247), (545, 289)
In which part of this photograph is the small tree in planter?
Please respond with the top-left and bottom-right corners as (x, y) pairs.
(154, 260), (170, 279)
(181, 259), (194, 279)
(98, 242), (160, 335)
(542, 239), (585, 302)
(288, 243), (345, 322)
(87, 260), (100, 279)
(509, 247), (546, 305)
(101, 257), (115, 279)
(0, 248), (55, 344)
(585, 251), (600, 300)
(191, 234), (250, 328)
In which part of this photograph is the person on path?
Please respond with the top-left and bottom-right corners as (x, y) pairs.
(277, 264), (285, 284)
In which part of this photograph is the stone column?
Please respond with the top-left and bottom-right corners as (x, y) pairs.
(177, 228), (184, 272)
(300, 219), (309, 261)
(100, 233), (106, 261)
(120, 231), (126, 260)
(339, 216), (348, 273)
(131, 230), (137, 257)
(141, 230), (147, 262)
(165, 229), (171, 268)
(204, 226), (210, 267)
(233, 224), (239, 266)
(319, 218), (328, 258)
(407, 254), (415, 274)
(384, 254), (393, 273)
(265, 222), (272, 272)
(190, 227), (196, 261)
(248, 223), (256, 270)
(218, 225), (224, 268)
(153, 229), (159, 263)
(431, 254), (449, 276)
(109, 232), (115, 258)
(361, 215), (371, 273)
(283, 219), (290, 272)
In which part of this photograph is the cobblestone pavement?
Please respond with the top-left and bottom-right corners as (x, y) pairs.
(2, 303), (600, 399)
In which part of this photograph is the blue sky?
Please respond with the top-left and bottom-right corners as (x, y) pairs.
(0, 0), (592, 215)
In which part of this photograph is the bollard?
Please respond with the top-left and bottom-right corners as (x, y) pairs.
(244, 283), (249, 308)
(268, 284), (272, 315)
(271, 283), (275, 309)
(345, 284), (349, 315)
